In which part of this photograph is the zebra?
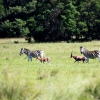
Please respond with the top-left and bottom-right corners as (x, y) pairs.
(80, 46), (100, 63)
(20, 48), (45, 62)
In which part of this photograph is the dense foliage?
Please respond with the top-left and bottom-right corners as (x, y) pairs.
(0, 0), (100, 42)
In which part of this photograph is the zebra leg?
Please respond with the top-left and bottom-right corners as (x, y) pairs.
(28, 56), (30, 62)
(30, 56), (32, 61)
(98, 56), (100, 62)
(28, 56), (32, 62)
(86, 58), (89, 63)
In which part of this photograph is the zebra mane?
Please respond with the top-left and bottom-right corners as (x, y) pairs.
(23, 48), (30, 51)
(84, 47), (88, 51)
(23, 48), (30, 55)
(80, 46), (88, 51)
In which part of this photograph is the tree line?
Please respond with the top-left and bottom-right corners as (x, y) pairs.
(0, 0), (100, 42)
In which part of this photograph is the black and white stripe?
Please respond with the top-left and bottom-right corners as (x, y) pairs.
(20, 48), (45, 62)
(80, 46), (100, 62)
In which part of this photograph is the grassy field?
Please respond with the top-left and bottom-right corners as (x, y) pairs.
(0, 38), (100, 100)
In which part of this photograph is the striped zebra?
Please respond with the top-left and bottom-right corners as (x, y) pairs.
(80, 46), (100, 63)
(20, 48), (45, 62)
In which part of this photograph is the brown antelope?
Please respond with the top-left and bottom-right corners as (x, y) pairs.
(38, 57), (50, 63)
(70, 51), (86, 63)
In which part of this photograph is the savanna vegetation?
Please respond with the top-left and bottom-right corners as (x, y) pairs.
(0, 38), (100, 100)
(0, 0), (100, 42)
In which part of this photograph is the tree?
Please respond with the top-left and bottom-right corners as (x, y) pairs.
(12, 18), (30, 37)
(0, 20), (13, 37)
(0, 0), (5, 18)
(0, 0), (100, 41)
(77, 0), (100, 40)
(61, 2), (80, 41)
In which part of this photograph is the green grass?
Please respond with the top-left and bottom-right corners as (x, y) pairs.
(0, 38), (100, 100)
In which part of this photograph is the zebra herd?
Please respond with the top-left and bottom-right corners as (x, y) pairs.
(20, 46), (100, 63)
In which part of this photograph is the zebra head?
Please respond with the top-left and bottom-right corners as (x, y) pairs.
(80, 46), (84, 54)
(20, 48), (24, 56)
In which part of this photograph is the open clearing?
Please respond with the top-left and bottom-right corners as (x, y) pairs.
(0, 38), (100, 100)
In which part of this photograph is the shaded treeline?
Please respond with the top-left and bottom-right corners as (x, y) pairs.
(0, 0), (100, 42)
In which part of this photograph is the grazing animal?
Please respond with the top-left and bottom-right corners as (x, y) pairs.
(80, 46), (100, 63)
(14, 41), (18, 44)
(70, 52), (86, 63)
(38, 57), (50, 63)
(20, 48), (45, 62)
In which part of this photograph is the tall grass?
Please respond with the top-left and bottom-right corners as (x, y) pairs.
(0, 38), (100, 100)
